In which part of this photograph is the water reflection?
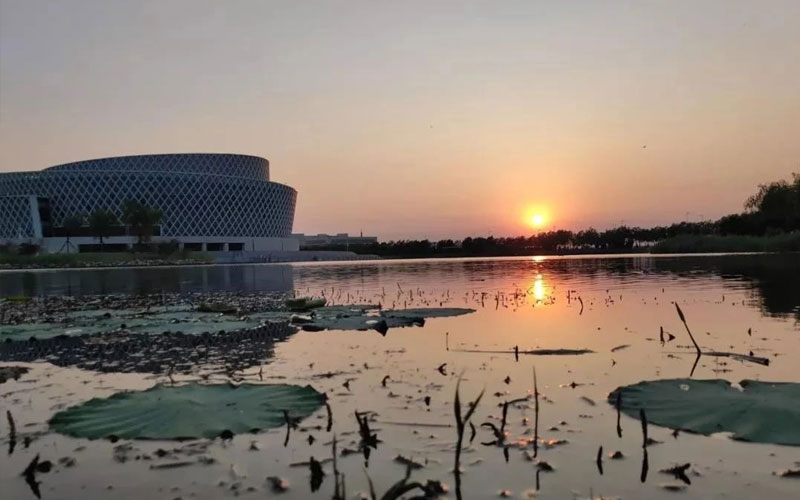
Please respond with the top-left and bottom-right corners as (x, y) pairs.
(0, 264), (294, 297)
(1, 254), (797, 319)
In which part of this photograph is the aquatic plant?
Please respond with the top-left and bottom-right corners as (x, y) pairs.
(609, 378), (800, 445)
(50, 383), (325, 440)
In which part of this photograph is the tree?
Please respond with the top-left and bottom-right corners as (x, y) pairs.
(745, 174), (800, 232)
(121, 200), (163, 247)
(87, 209), (118, 252)
(59, 214), (84, 253)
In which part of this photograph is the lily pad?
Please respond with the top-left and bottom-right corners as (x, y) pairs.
(290, 306), (475, 333)
(609, 379), (800, 445)
(380, 308), (475, 319)
(50, 383), (325, 440)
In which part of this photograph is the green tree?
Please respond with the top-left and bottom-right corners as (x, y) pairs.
(87, 209), (118, 252)
(60, 214), (85, 253)
(121, 200), (163, 247)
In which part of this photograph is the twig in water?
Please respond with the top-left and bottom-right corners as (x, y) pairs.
(453, 376), (485, 500)
(332, 435), (345, 500)
(21, 453), (41, 499)
(325, 401), (333, 433)
(675, 304), (700, 355)
(675, 303), (769, 377)
(640, 409), (649, 483)
(533, 366), (540, 458)
(616, 391), (622, 438)
(596, 445), (603, 475)
(309, 456), (324, 492)
(283, 410), (299, 447)
(7, 410), (16, 455)
(661, 463), (692, 485)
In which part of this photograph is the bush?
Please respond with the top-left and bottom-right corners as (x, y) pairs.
(157, 239), (180, 255)
(18, 243), (40, 255)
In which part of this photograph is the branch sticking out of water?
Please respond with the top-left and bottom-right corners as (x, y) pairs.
(675, 303), (770, 376)
(453, 375), (484, 500)
(533, 366), (540, 459)
(675, 304), (701, 355)
(640, 409), (649, 483)
(7, 410), (16, 455)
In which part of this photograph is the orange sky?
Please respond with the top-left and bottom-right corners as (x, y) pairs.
(1, 1), (799, 239)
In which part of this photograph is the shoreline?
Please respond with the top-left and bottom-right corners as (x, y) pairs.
(1, 249), (791, 273)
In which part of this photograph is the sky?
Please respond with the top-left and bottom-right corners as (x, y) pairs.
(1, 0), (799, 240)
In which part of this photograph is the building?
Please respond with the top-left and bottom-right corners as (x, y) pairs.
(293, 233), (378, 248)
(0, 153), (298, 253)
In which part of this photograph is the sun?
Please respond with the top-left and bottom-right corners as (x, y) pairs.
(523, 205), (550, 231)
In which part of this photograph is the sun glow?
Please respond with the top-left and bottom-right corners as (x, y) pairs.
(524, 206), (550, 230)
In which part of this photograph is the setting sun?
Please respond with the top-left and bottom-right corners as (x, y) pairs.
(530, 214), (545, 228)
(524, 206), (550, 230)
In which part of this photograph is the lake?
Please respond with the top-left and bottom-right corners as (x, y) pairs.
(1, 254), (799, 499)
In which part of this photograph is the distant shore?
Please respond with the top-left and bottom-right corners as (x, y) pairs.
(0, 252), (213, 271)
(650, 232), (800, 254)
(2, 232), (798, 270)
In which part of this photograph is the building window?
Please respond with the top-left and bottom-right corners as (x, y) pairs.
(206, 242), (224, 252)
(228, 243), (244, 251)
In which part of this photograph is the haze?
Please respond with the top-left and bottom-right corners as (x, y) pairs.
(1, 0), (798, 239)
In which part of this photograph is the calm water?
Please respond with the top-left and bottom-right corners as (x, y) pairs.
(1, 254), (799, 499)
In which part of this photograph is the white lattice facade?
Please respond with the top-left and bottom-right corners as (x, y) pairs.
(0, 154), (297, 251)
(0, 196), (41, 239)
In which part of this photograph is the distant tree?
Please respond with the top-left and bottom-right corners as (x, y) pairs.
(59, 214), (85, 253)
(575, 228), (600, 248)
(87, 209), (118, 252)
(745, 173), (800, 232)
(121, 200), (163, 247)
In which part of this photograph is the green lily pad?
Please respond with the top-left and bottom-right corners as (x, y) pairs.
(609, 379), (800, 445)
(50, 383), (325, 440)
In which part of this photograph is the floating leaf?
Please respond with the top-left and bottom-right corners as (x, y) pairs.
(50, 383), (325, 440)
(380, 308), (475, 319)
(609, 379), (800, 445)
(294, 307), (475, 332)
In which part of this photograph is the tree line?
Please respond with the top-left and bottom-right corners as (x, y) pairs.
(317, 173), (800, 257)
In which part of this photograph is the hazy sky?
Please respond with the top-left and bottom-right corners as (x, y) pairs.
(1, 1), (798, 239)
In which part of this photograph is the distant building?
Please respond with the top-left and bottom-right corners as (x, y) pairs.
(0, 153), (298, 253)
(293, 233), (378, 248)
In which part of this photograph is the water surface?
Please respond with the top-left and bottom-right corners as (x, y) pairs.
(1, 254), (799, 499)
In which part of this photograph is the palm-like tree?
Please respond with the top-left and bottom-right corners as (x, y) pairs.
(88, 209), (118, 252)
(122, 200), (163, 249)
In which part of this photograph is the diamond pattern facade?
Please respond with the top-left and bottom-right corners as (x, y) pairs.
(0, 154), (296, 238)
(0, 196), (37, 239)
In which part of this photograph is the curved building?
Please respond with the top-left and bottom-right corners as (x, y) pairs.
(0, 153), (298, 252)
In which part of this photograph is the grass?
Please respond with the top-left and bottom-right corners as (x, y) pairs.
(0, 251), (212, 269)
(650, 231), (800, 254)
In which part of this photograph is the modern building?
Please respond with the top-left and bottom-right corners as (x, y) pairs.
(293, 233), (378, 248)
(0, 153), (298, 253)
